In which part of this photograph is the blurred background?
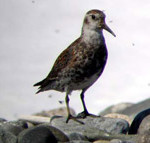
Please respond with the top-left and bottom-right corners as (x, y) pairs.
(0, 0), (150, 120)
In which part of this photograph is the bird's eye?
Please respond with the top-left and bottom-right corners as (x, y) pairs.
(91, 15), (96, 20)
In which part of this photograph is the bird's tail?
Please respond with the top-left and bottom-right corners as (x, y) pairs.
(33, 78), (55, 94)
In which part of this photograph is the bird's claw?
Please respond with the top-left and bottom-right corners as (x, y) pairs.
(77, 111), (100, 118)
(66, 114), (84, 124)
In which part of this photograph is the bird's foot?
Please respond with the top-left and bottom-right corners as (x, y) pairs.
(66, 114), (84, 124)
(77, 111), (100, 118)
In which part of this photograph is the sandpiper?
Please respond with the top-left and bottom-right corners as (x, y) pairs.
(34, 9), (116, 123)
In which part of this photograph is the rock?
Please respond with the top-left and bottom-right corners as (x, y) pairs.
(136, 134), (150, 143)
(0, 128), (17, 143)
(91, 134), (136, 143)
(100, 98), (150, 120)
(50, 116), (129, 141)
(0, 118), (7, 123)
(68, 133), (88, 141)
(93, 140), (110, 143)
(26, 122), (34, 128)
(117, 98), (150, 119)
(100, 103), (134, 116)
(137, 115), (150, 135)
(110, 139), (135, 143)
(18, 124), (69, 143)
(34, 107), (76, 117)
(19, 115), (50, 125)
(18, 126), (57, 143)
(128, 108), (150, 134)
(38, 124), (69, 142)
(104, 113), (131, 125)
(0, 120), (28, 136)
(66, 141), (91, 143)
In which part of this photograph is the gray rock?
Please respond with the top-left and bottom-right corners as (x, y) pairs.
(19, 115), (50, 125)
(137, 115), (150, 135)
(100, 98), (150, 120)
(18, 124), (69, 143)
(136, 134), (150, 143)
(18, 126), (57, 143)
(38, 124), (69, 142)
(93, 140), (110, 143)
(110, 139), (135, 143)
(118, 99), (150, 119)
(100, 103), (134, 116)
(128, 108), (150, 134)
(0, 120), (27, 136)
(34, 107), (76, 117)
(50, 116), (129, 141)
(104, 114), (131, 125)
(65, 141), (91, 143)
(68, 133), (88, 141)
(0, 118), (7, 123)
(0, 128), (17, 143)
(93, 134), (137, 143)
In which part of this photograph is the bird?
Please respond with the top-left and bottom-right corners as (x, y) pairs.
(34, 9), (116, 123)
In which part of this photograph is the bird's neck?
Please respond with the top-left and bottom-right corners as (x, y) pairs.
(81, 27), (105, 45)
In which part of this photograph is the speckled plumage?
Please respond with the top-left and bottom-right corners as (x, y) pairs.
(34, 9), (115, 122)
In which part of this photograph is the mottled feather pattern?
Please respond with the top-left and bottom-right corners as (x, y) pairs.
(34, 10), (115, 120)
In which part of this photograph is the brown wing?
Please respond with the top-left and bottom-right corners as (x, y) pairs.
(34, 38), (81, 93)
(47, 38), (81, 79)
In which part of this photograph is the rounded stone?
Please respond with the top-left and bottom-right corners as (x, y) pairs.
(38, 124), (69, 142)
(0, 118), (7, 123)
(0, 120), (28, 136)
(18, 124), (69, 143)
(69, 133), (88, 141)
(100, 103), (134, 116)
(138, 115), (150, 135)
(68, 141), (91, 143)
(0, 128), (17, 143)
(104, 113), (131, 125)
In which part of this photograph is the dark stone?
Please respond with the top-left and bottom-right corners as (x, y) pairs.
(0, 120), (28, 136)
(0, 118), (7, 123)
(0, 128), (17, 143)
(18, 124), (69, 143)
(128, 108), (150, 134)
(38, 124), (69, 142)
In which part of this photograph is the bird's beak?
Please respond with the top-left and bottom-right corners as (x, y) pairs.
(103, 23), (116, 37)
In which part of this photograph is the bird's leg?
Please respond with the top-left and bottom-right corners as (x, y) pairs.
(65, 93), (84, 124)
(77, 89), (90, 118)
(65, 94), (73, 123)
(77, 89), (99, 118)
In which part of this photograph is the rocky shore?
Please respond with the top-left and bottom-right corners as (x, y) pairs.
(0, 98), (150, 143)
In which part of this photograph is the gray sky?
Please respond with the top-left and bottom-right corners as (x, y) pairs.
(0, 0), (150, 120)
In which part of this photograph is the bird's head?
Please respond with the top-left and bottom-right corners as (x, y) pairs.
(82, 9), (116, 37)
